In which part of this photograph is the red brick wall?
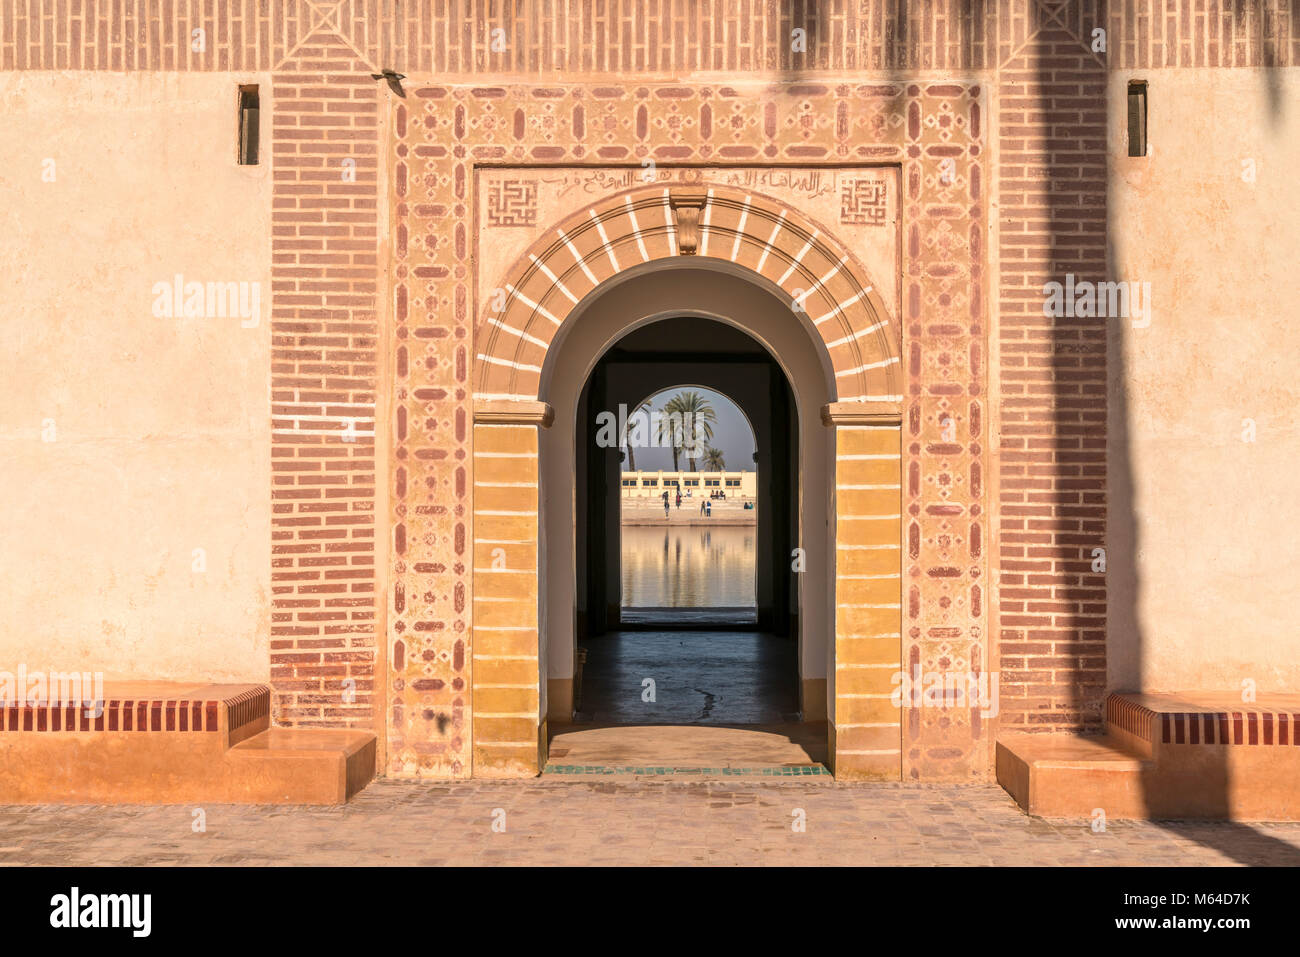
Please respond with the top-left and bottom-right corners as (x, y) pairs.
(269, 35), (381, 729)
(995, 2), (1109, 731)
(3, 1), (1294, 73)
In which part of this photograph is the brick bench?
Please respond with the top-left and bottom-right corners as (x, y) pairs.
(996, 691), (1300, 821)
(0, 682), (374, 805)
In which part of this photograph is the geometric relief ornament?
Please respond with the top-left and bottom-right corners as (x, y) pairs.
(391, 80), (986, 783)
(486, 180), (538, 227)
(840, 177), (888, 225)
(898, 83), (987, 782)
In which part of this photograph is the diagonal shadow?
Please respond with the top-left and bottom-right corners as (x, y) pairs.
(1029, 0), (1297, 862)
(687, 0), (1298, 856)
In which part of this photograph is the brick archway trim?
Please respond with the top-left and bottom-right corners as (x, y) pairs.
(473, 183), (900, 409)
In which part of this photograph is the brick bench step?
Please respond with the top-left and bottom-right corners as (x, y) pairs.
(228, 729), (376, 804)
(1107, 691), (1300, 752)
(996, 691), (1300, 821)
(996, 733), (1152, 819)
(2, 681), (269, 746)
(0, 682), (375, 805)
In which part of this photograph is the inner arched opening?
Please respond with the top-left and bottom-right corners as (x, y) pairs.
(577, 318), (798, 724)
(536, 263), (837, 768)
(617, 381), (760, 617)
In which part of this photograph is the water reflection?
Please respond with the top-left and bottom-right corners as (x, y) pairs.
(620, 525), (756, 607)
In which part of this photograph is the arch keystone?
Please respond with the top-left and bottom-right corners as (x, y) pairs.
(667, 187), (708, 255)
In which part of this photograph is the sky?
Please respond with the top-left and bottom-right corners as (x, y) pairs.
(620, 386), (756, 472)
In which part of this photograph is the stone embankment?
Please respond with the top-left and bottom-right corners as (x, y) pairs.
(621, 497), (756, 526)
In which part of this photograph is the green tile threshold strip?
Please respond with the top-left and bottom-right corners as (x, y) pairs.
(543, 764), (831, 776)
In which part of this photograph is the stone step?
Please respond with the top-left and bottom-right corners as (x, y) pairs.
(228, 728), (376, 804)
(996, 733), (1153, 819)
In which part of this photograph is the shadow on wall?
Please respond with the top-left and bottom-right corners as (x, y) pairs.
(873, 0), (1299, 860)
(1097, 0), (1300, 863)
(780, 0), (1300, 856)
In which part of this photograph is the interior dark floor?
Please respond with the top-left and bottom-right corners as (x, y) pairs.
(576, 630), (799, 724)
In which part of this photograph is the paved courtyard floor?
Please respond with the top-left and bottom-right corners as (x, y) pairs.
(4, 777), (1300, 866)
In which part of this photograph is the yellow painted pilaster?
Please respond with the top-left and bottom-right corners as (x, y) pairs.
(826, 404), (903, 780)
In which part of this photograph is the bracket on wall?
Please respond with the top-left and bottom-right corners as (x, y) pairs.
(821, 402), (902, 427)
(668, 187), (708, 255)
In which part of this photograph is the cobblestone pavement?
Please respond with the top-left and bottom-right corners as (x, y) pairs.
(4, 778), (1300, 866)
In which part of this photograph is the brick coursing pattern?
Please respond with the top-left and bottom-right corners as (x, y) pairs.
(1106, 694), (1300, 747)
(1159, 711), (1300, 746)
(0, 687), (268, 733)
(2, 1), (1295, 73)
(996, 5), (1109, 732)
(1106, 693), (1159, 740)
(475, 187), (900, 403)
(223, 685), (272, 735)
(2, 700), (217, 732)
(269, 34), (381, 730)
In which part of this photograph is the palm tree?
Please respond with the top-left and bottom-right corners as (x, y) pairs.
(621, 398), (652, 471)
(654, 397), (684, 471)
(666, 390), (716, 471)
(703, 446), (726, 471)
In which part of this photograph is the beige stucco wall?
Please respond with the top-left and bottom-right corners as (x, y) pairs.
(0, 73), (272, 682)
(1108, 68), (1300, 693)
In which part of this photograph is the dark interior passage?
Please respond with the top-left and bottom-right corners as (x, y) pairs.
(576, 631), (798, 724)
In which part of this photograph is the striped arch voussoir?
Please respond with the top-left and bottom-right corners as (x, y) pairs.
(474, 184), (901, 410)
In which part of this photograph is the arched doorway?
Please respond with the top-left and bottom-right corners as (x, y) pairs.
(469, 184), (903, 779)
(538, 266), (832, 752)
